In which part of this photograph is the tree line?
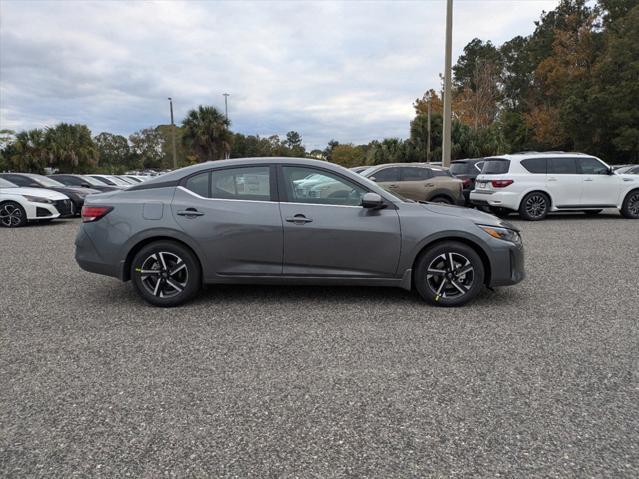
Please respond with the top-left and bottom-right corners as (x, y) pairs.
(1, 0), (636, 174)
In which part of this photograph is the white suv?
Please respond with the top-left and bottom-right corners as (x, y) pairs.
(469, 152), (639, 220)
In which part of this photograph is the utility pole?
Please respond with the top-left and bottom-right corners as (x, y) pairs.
(222, 93), (230, 159)
(427, 97), (432, 163)
(442, 0), (453, 168)
(168, 97), (177, 169)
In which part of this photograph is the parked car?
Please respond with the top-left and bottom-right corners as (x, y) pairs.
(88, 175), (133, 188)
(76, 157), (525, 307)
(0, 173), (98, 216)
(450, 158), (485, 205)
(361, 163), (463, 205)
(49, 174), (123, 192)
(469, 152), (639, 220)
(0, 177), (73, 227)
(614, 165), (639, 175)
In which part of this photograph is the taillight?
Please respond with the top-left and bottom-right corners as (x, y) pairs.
(462, 178), (473, 188)
(491, 179), (514, 188)
(81, 205), (113, 222)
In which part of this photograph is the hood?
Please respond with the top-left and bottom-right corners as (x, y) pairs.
(421, 202), (518, 230)
(51, 186), (101, 196)
(0, 186), (70, 200)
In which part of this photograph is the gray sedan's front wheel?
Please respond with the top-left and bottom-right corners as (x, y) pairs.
(131, 241), (201, 307)
(414, 241), (485, 307)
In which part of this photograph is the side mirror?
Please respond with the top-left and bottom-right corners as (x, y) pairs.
(82, 183), (91, 188)
(361, 192), (386, 209)
(608, 166), (615, 175)
(369, 176), (377, 182)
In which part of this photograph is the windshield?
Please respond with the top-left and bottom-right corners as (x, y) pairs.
(27, 174), (65, 187)
(0, 178), (17, 188)
(78, 175), (105, 186)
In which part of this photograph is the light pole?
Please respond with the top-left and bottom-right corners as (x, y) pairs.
(222, 93), (230, 158)
(427, 97), (432, 163)
(442, 0), (453, 167)
(168, 97), (177, 169)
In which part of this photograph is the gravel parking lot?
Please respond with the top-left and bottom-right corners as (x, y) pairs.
(1, 211), (638, 477)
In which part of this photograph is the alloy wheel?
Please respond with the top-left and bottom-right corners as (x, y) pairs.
(525, 194), (547, 218)
(628, 193), (639, 217)
(426, 252), (475, 300)
(0, 203), (24, 227)
(137, 251), (189, 298)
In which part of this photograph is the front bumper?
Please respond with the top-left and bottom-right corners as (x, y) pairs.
(488, 240), (525, 287)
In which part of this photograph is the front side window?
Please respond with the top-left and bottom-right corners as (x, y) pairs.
(3, 175), (31, 187)
(283, 166), (367, 206)
(402, 167), (430, 181)
(369, 167), (400, 182)
(548, 158), (577, 174)
(578, 157), (608, 175)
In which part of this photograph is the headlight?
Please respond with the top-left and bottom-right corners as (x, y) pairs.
(477, 224), (522, 244)
(22, 195), (54, 204)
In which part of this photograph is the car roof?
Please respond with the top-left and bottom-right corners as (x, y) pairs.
(484, 152), (598, 162)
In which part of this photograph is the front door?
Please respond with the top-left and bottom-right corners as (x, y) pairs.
(172, 165), (283, 277)
(279, 165), (401, 277)
(577, 157), (620, 206)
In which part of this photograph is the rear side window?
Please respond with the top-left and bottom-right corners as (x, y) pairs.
(402, 167), (430, 181)
(548, 158), (577, 174)
(578, 157), (608, 175)
(211, 166), (270, 201)
(431, 169), (452, 177)
(370, 167), (400, 182)
(521, 158), (547, 174)
(449, 163), (468, 175)
(481, 160), (510, 174)
(185, 172), (210, 197)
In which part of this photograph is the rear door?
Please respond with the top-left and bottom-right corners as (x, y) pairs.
(577, 157), (620, 206)
(546, 157), (581, 207)
(172, 165), (283, 276)
(398, 166), (432, 201)
(279, 165), (401, 277)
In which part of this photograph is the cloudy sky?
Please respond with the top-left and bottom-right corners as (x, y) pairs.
(0, 0), (559, 150)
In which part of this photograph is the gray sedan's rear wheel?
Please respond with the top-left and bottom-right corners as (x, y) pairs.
(131, 241), (201, 307)
(0, 201), (27, 228)
(414, 241), (485, 307)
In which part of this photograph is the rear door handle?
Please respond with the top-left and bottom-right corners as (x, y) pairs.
(584, 178), (593, 181)
(177, 208), (204, 217)
(388, 184), (399, 189)
(285, 214), (313, 224)
(548, 177), (558, 182)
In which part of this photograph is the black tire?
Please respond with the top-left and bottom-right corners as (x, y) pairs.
(0, 201), (27, 228)
(430, 196), (453, 205)
(414, 241), (485, 307)
(489, 207), (511, 218)
(620, 190), (639, 219)
(583, 209), (603, 216)
(519, 192), (550, 221)
(130, 240), (201, 307)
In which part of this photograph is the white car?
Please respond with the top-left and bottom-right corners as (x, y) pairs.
(0, 177), (72, 227)
(470, 152), (639, 220)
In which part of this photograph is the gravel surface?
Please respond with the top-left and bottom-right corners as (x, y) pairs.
(1, 212), (638, 477)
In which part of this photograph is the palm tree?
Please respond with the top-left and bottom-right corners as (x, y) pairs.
(45, 123), (99, 173)
(9, 129), (48, 173)
(182, 106), (231, 162)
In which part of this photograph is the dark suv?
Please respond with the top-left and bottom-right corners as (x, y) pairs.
(450, 158), (485, 205)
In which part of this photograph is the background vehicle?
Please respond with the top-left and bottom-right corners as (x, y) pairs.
(614, 165), (639, 175)
(50, 174), (123, 192)
(349, 166), (368, 174)
(450, 158), (485, 205)
(88, 175), (133, 188)
(361, 163), (463, 204)
(0, 177), (71, 227)
(76, 157), (524, 308)
(0, 173), (98, 216)
(470, 152), (639, 220)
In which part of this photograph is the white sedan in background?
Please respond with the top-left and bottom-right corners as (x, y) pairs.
(0, 177), (71, 228)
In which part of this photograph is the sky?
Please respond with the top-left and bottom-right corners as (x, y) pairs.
(0, 0), (560, 150)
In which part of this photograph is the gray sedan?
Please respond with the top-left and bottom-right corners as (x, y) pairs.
(75, 158), (525, 307)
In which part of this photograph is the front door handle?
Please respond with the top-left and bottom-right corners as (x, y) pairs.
(548, 177), (558, 182)
(285, 214), (313, 224)
(177, 208), (204, 217)
(584, 178), (593, 181)
(388, 184), (399, 189)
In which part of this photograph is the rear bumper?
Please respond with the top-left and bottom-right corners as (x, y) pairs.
(75, 227), (120, 279)
(470, 190), (521, 211)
